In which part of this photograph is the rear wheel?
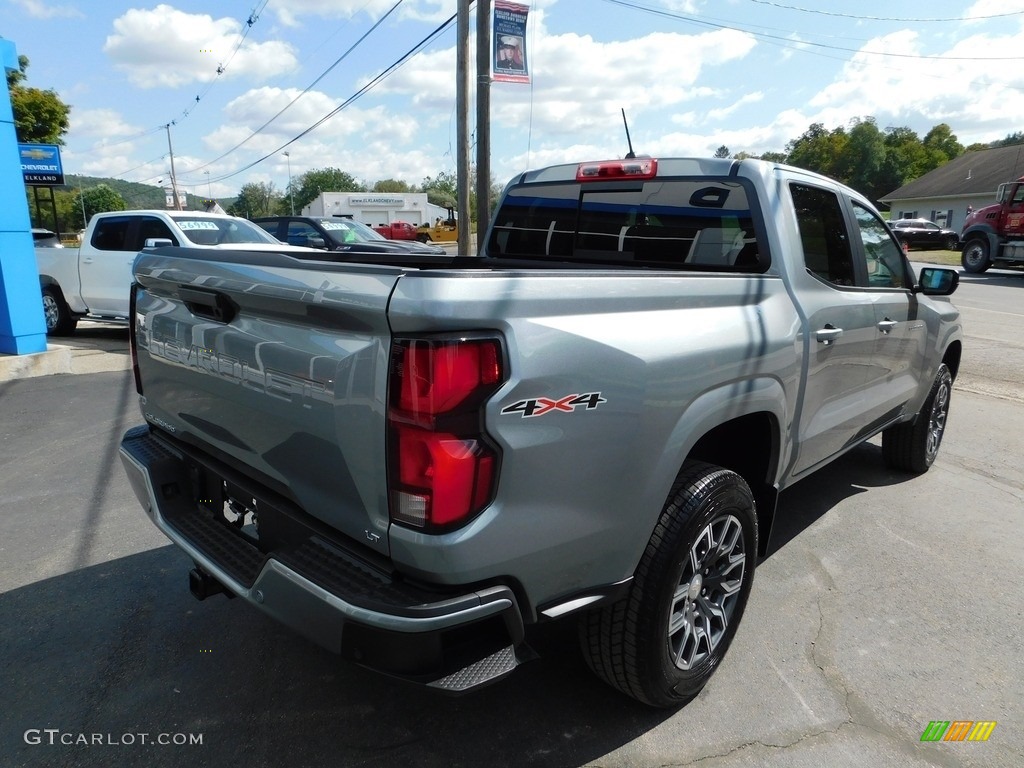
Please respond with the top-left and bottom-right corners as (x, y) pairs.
(961, 239), (991, 273)
(882, 363), (952, 473)
(579, 461), (757, 707)
(944, 234), (960, 251)
(41, 286), (77, 336)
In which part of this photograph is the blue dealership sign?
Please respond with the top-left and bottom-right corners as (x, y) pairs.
(19, 142), (64, 185)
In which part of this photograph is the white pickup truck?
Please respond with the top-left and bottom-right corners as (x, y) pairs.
(35, 209), (292, 335)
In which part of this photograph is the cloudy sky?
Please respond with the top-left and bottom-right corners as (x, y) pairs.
(4, 0), (1024, 199)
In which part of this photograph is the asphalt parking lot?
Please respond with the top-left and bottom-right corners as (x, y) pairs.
(1, 269), (1022, 768)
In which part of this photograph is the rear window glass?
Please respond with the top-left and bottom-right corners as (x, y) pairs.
(486, 178), (767, 271)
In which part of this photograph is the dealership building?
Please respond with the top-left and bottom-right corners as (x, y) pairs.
(302, 192), (450, 228)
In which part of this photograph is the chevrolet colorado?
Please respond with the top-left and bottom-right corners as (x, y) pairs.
(119, 157), (961, 707)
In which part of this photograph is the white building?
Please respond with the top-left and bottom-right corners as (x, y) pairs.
(302, 192), (434, 227)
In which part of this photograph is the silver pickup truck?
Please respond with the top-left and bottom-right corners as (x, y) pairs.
(119, 157), (962, 707)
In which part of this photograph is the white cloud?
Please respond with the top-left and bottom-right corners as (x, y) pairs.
(104, 4), (298, 88)
(964, 0), (1024, 26)
(70, 108), (143, 140)
(379, 26), (758, 140)
(801, 27), (1024, 145)
(9, 0), (82, 19)
(197, 85), (424, 183)
(705, 92), (764, 122)
(272, 0), (456, 26)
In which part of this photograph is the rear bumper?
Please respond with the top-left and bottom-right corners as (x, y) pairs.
(118, 425), (527, 692)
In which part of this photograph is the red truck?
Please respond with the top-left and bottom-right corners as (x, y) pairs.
(961, 175), (1024, 273)
(372, 220), (418, 241)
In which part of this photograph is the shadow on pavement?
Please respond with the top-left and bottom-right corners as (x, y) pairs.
(764, 441), (912, 558)
(0, 545), (678, 768)
(0, 370), (941, 768)
(64, 323), (130, 354)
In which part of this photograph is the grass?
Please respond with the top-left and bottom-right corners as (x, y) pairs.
(907, 248), (961, 267)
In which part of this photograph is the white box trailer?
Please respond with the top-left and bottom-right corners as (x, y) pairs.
(303, 192), (429, 227)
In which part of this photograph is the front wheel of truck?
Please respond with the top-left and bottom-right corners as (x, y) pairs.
(961, 239), (991, 273)
(579, 460), (757, 708)
(42, 286), (78, 336)
(882, 363), (952, 474)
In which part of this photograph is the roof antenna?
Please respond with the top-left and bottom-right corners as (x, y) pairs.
(621, 108), (636, 159)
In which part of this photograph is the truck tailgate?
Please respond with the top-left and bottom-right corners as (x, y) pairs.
(132, 249), (402, 557)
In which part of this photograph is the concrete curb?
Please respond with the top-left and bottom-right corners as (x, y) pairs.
(0, 345), (73, 382)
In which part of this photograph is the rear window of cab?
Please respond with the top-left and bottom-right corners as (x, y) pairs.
(487, 177), (767, 272)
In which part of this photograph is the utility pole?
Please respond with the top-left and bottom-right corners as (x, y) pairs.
(476, 0), (491, 244)
(284, 151), (295, 215)
(165, 123), (183, 211)
(456, 0), (471, 255)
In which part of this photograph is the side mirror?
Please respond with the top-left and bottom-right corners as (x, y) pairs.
(916, 267), (959, 296)
(144, 238), (174, 249)
(307, 236), (327, 249)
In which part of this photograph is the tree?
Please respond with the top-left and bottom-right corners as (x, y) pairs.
(840, 117), (887, 202)
(373, 178), (411, 193)
(874, 126), (928, 196)
(714, 145), (731, 158)
(27, 187), (81, 233)
(922, 123), (963, 168)
(65, 185), (127, 230)
(228, 182), (280, 219)
(289, 168), (363, 212)
(785, 123), (848, 179)
(420, 171), (458, 208)
(7, 55), (71, 145)
(991, 131), (1024, 148)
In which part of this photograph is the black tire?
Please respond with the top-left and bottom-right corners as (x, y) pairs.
(882, 363), (952, 474)
(961, 239), (991, 273)
(41, 286), (77, 336)
(579, 461), (757, 708)
(944, 234), (960, 251)
(416, 233), (431, 243)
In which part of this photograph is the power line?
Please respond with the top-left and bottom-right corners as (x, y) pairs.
(601, 0), (1024, 61)
(73, 4), (273, 168)
(746, 0), (1024, 23)
(204, 11), (458, 184)
(180, 0), (404, 178)
(164, 1), (273, 128)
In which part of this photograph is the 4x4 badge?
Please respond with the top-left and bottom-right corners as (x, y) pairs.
(501, 392), (606, 418)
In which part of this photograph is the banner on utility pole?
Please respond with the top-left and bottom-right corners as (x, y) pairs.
(493, 1), (529, 84)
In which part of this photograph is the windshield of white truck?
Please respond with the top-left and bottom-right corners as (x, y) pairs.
(487, 177), (766, 271)
(175, 217), (282, 246)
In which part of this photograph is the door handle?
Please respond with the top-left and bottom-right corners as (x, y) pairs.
(815, 325), (843, 345)
(81, 257), (93, 264)
(178, 286), (238, 324)
(877, 318), (898, 334)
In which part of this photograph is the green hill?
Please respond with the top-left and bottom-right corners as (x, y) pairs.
(61, 174), (227, 210)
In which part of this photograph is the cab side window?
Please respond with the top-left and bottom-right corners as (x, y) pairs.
(791, 183), (855, 287)
(286, 221), (324, 248)
(134, 217), (179, 249)
(90, 217), (132, 251)
(851, 203), (906, 289)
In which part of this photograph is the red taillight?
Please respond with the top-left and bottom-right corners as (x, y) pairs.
(576, 158), (658, 181)
(397, 339), (501, 417)
(388, 337), (505, 531)
(129, 283), (143, 395)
